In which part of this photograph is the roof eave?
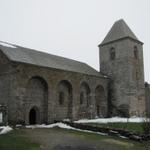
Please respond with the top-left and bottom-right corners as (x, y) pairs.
(98, 36), (143, 47)
(10, 60), (106, 78)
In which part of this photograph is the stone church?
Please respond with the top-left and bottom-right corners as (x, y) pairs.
(0, 19), (149, 125)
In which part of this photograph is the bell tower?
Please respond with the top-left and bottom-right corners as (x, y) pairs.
(99, 19), (145, 117)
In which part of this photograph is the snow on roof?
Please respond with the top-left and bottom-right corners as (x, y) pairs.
(0, 41), (16, 48)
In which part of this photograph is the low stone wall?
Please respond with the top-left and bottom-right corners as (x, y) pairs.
(61, 121), (150, 142)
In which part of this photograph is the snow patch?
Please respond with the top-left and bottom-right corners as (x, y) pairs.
(119, 135), (127, 139)
(26, 123), (74, 130)
(0, 41), (16, 48)
(63, 119), (70, 122)
(75, 117), (147, 124)
(0, 126), (13, 135)
(26, 123), (107, 136)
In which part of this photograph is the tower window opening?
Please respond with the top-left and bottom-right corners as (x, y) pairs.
(134, 46), (138, 59)
(110, 47), (115, 60)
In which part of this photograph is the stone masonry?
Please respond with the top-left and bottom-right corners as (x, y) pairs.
(0, 19), (149, 125)
(99, 20), (145, 117)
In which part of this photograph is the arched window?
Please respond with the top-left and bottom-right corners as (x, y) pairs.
(59, 92), (65, 105)
(110, 47), (115, 60)
(79, 82), (91, 107)
(134, 46), (138, 59)
(80, 92), (84, 105)
(57, 80), (73, 119)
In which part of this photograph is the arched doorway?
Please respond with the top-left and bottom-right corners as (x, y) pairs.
(29, 107), (39, 124)
(95, 85), (107, 117)
(26, 76), (48, 124)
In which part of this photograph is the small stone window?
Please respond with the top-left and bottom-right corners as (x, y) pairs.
(80, 92), (84, 105)
(134, 46), (138, 59)
(59, 92), (65, 105)
(110, 47), (115, 60)
(135, 69), (139, 80)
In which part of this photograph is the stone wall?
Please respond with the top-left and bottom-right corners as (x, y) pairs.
(8, 61), (109, 124)
(145, 83), (150, 115)
(99, 38), (145, 117)
(0, 50), (11, 106)
(0, 50), (14, 124)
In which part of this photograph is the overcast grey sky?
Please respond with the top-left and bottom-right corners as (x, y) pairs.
(0, 0), (150, 82)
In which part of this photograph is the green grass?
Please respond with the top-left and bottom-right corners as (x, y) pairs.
(84, 122), (144, 133)
(0, 130), (40, 150)
(53, 127), (150, 150)
(0, 127), (150, 150)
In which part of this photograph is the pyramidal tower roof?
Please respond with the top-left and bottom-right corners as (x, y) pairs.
(100, 19), (142, 46)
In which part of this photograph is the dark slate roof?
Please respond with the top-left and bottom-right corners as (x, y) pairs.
(100, 19), (142, 46)
(0, 41), (105, 77)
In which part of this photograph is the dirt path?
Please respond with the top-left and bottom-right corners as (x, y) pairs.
(22, 128), (134, 150)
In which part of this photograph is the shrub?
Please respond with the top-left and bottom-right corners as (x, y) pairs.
(142, 113), (150, 134)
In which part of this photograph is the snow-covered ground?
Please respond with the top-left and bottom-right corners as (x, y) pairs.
(26, 123), (107, 136)
(0, 126), (13, 135)
(0, 117), (148, 136)
(75, 117), (148, 124)
(26, 122), (74, 129)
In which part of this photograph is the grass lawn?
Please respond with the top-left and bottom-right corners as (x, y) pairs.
(0, 129), (40, 150)
(0, 127), (150, 150)
(84, 122), (144, 133)
(62, 128), (150, 150)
